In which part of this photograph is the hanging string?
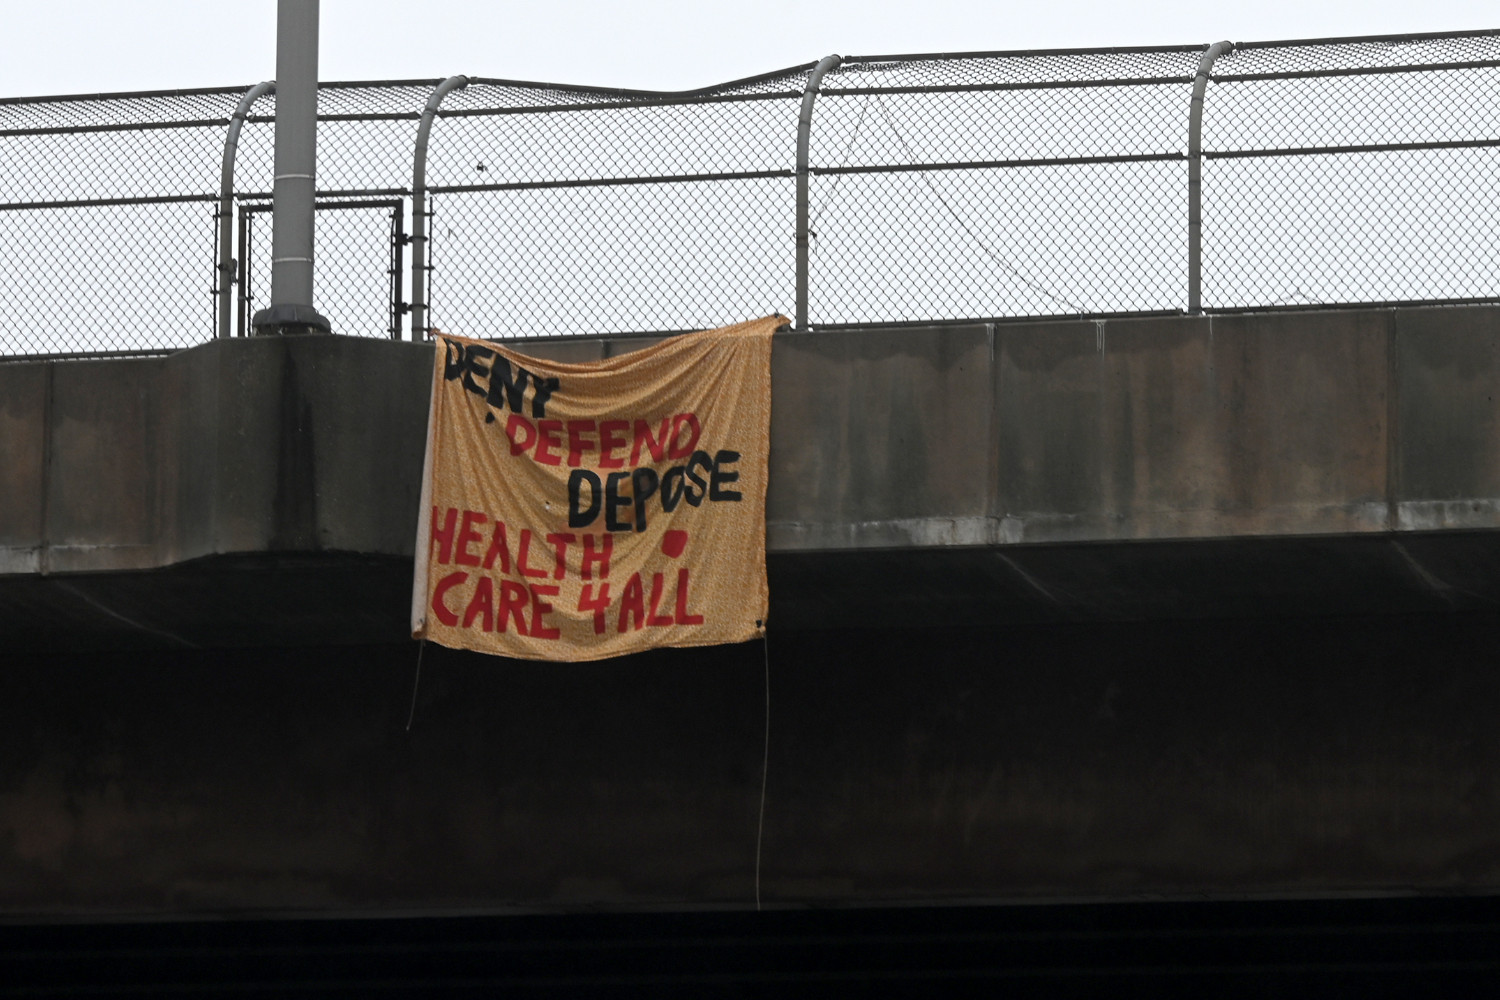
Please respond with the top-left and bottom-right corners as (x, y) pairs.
(755, 626), (771, 911)
(405, 639), (427, 731)
(871, 94), (1085, 315)
(808, 94), (874, 236)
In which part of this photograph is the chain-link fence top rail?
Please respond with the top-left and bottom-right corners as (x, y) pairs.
(2, 30), (1497, 358)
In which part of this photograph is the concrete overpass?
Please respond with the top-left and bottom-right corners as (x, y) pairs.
(3, 305), (1500, 917)
(5, 304), (1500, 645)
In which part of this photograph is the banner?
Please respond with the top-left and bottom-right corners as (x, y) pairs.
(411, 316), (780, 661)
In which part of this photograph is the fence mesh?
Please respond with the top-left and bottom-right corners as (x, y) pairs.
(238, 198), (404, 338)
(2, 30), (1497, 358)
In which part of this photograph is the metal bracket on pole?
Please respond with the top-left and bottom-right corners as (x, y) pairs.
(796, 54), (842, 333)
(217, 81), (274, 339)
(410, 74), (470, 341)
(1189, 40), (1233, 314)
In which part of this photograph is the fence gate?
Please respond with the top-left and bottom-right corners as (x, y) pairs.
(237, 199), (405, 338)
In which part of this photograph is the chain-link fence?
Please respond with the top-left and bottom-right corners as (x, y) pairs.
(2, 30), (1497, 359)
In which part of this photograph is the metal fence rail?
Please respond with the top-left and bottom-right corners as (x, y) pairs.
(1, 30), (1497, 359)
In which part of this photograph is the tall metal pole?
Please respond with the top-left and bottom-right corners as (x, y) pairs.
(1188, 41), (1233, 314)
(253, 0), (330, 335)
(795, 55), (842, 333)
(217, 81), (274, 339)
(410, 75), (470, 341)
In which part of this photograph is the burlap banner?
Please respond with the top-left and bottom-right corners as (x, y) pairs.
(411, 316), (780, 661)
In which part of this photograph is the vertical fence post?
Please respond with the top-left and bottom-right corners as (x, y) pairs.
(410, 75), (470, 341)
(217, 81), (275, 339)
(389, 204), (406, 339)
(796, 55), (842, 333)
(1189, 41), (1233, 314)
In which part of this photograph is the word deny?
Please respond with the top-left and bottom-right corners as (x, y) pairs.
(443, 339), (559, 418)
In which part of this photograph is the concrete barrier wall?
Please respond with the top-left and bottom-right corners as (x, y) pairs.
(3, 306), (1500, 575)
(0, 339), (433, 576)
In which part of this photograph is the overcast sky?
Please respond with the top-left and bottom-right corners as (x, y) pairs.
(2, 0), (1495, 98)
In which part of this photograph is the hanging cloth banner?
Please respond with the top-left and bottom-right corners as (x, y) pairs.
(411, 315), (781, 661)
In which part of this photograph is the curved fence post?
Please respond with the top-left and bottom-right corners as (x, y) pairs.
(411, 75), (470, 341)
(217, 81), (275, 339)
(1189, 41), (1233, 314)
(796, 54), (842, 332)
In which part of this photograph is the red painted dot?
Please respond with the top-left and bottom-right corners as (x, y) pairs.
(661, 530), (689, 559)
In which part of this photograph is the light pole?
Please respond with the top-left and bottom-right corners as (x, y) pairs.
(252, 0), (331, 336)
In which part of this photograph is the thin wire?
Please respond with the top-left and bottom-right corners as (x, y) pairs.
(405, 639), (427, 731)
(808, 94), (873, 234)
(871, 94), (1087, 314)
(755, 628), (770, 912)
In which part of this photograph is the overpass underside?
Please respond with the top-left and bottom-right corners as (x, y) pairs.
(3, 305), (1500, 916)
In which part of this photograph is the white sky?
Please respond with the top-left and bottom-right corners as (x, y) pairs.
(1, 0), (1495, 99)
